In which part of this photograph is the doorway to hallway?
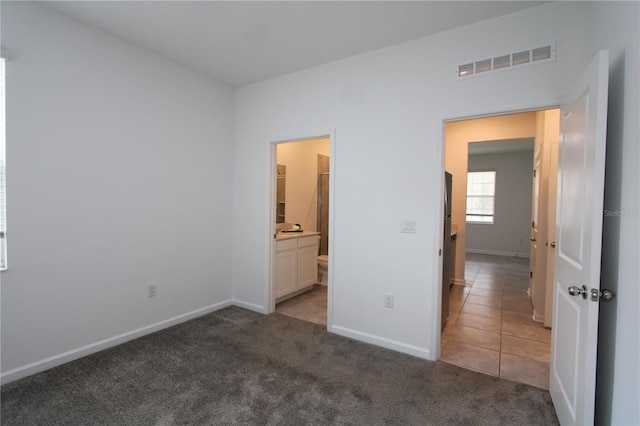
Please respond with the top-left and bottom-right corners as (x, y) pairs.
(441, 109), (560, 388)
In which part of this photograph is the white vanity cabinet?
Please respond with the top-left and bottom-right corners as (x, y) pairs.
(275, 233), (319, 301)
(275, 238), (297, 298)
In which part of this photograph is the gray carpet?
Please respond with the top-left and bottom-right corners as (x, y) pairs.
(1, 306), (559, 425)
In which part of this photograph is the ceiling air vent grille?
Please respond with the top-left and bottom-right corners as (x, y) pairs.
(456, 41), (556, 79)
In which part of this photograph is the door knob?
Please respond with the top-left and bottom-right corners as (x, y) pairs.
(568, 285), (588, 299)
(591, 288), (615, 302)
(550, 241), (556, 248)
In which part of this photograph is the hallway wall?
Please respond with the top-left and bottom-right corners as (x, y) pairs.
(466, 150), (533, 257)
(446, 113), (537, 284)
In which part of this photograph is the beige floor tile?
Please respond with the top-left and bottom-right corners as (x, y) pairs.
(466, 294), (503, 308)
(472, 281), (505, 290)
(501, 335), (550, 363)
(448, 310), (460, 324)
(502, 292), (531, 311)
(461, 302), (502, 319)
(449, 292), (468, 305)
(449, 300), (464, 314)
(276, 286), (327, 326)
(502, 320), (551, 343)
(502, 287), (528, 296)
(441, 340), (500, 376)
(456, 312), (502, 332)
(448, 325), (501, 351)
(474, 274), (505, 283)
(441, 320), (456, 338)
(500, 353), (550, 389)
(502, 309), (535, 324)
(469, 287), (503, 298)
(441, 335), (450, 350)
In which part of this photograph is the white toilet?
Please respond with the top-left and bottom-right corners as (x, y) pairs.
(317, 255), (329, 285)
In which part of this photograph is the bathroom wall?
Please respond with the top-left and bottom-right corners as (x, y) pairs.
(317, 154), (330, 256)
(276, 138), (330, 232)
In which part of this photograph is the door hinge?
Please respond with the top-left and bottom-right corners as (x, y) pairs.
(533, 169), (537, 177)
(530, 271), (533, 278)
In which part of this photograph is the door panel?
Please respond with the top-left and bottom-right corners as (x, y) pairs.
(558, 94), (588, 267)
(550, 50), (609, 426)
(554, 288), (581, 418)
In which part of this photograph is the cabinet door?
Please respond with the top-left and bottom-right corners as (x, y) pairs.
(297, 237), (319, 289)
(275, 242), (297, 298)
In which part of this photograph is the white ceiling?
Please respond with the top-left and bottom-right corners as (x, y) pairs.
(40, 1), (548, 88)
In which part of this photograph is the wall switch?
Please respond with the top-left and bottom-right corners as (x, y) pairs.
(147, 283), (157, 298)
(400, 219), (416, 233)
(384, 294), (394, 308)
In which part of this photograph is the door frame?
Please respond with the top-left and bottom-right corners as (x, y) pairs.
(266, 130), (336, 329)
(435, 100), (558, 358)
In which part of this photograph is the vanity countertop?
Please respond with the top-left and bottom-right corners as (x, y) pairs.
(276, 231), (320, 241)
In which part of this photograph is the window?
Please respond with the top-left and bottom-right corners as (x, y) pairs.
(0, 58), (6, 269)
(466, 171), (495, 223)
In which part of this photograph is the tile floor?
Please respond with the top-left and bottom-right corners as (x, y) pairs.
(276, 253), (551, 390)
(276, 284), (327, 326)
(441, 253), (552, 389)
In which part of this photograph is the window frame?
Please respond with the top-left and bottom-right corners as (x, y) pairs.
(466, 170), (496, 224)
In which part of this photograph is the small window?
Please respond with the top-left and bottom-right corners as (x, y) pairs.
(0, 58), (6, 269)
(466, 171), (495, 224)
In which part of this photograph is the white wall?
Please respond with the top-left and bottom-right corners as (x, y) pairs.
(0, 3), (234, 381)
(587, 2), (640, 425)
(232, 2), (588, 358)
(3, 2), (637, 423)
(276, 138), (330, 232)
(466, 151), (533, 256)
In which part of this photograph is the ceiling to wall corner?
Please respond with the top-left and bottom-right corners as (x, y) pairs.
(40, 1), (549, 88)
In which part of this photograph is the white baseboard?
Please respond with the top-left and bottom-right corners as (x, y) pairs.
(465, 249), (529, 258)
(452, 278), (467, 286)
(329, 324), (433, 361)
(231, 299), (266, 314)
(1, 299), (234, 385)
(532, 309), (545, 323)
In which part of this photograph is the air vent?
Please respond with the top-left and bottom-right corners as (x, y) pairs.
(532, 45), (552, 62)
(456, 41), (556, 79)
(493, 55), (510, 70)
(458, 63), (474, 77)
(512, 50), (530, 66)
(475, 59), (492, 73)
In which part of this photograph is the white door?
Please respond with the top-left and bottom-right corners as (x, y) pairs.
(550, 50), (609, 425)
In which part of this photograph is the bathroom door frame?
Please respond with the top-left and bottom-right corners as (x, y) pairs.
(266, 129), (336, 329)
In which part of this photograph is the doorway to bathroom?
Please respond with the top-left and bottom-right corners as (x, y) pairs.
(270, 135), (332, 328)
